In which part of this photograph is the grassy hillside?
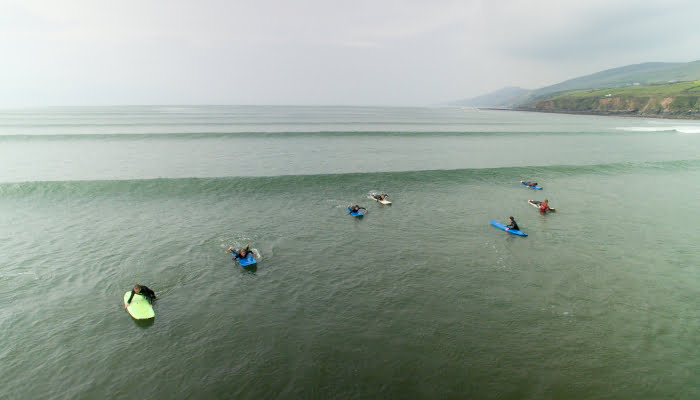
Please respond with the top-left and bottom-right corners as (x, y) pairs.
(453, 60), (700, 109)
(532, 61), (700, 97)
(522, 80), (700, 118)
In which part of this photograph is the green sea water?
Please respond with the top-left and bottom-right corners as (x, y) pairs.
(1, 106), (699, 399)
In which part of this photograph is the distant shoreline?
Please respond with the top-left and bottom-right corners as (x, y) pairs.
(478, 107), (700, 120)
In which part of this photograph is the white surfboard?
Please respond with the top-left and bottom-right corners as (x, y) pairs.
(368, 195), (392, 205)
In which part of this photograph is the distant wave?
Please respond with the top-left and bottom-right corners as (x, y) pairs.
(616, 126), (700, 134)
(0, 130), (647, 140)
(2, 160), (698, 198)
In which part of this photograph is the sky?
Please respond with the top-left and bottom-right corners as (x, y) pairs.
(1, 0), (699, 106)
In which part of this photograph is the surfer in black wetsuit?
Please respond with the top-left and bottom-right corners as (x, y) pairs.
(125, 284), (157, 306)
(349, 205), (367, 213)
(228, 245), (252, 260)
(372, 194), (388, 201)
(505, 216), (520, 231)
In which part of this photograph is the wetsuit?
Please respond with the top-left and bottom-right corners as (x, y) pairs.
(231, 246), (251, 260)
(506, 220), (520, 231)
(539, 203), (550, 212)
(127, 285), (157, 305)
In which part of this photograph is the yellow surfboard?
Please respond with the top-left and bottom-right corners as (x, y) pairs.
(124, 291), (155, 320)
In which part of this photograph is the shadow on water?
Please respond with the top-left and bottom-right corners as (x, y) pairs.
(241, 264), (258, 274)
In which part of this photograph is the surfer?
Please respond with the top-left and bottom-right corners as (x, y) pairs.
(539, 199), (551, 212)
(372, 194), (389, 201)
(521, 181), (538, 187)
(125, 284), (157, 307)
(505, 216), (520, 231)
(349, 205), (367, 213)
(228, 245), (252, 260)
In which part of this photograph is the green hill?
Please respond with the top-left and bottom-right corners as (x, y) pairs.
(532, 61), (700, 97)
(453, 60), (700, 110)
(521, 80), (700, 118)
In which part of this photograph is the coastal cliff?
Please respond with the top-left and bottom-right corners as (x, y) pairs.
(519, 80), (700, 119)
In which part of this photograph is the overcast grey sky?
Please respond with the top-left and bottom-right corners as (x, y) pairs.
(1, 0), (699, 106)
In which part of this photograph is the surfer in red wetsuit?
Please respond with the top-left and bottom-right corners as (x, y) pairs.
(125, 284), (157, 306)
(539, 199), (551, 212)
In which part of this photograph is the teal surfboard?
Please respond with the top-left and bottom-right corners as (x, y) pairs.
(124, 291), (155, 320)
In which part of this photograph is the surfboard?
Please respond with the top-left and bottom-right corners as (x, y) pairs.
(124, 291), (155, 320)
(368, 195), (392, 205)
(490, 220), (528, 236)
(235, 252), (257, 266)
(348, 207), (364, 217)
(521, 181), (542, 190)
(528, 200), (556, 212)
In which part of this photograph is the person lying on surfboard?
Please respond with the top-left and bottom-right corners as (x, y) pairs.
(125, 284), (157, 307)
(228, 245), (252, 260)
(372, 194), (389, 201)
(521, 181), (538, 187)
(349, 205), (367, 213)
(505, 216), (520, 231)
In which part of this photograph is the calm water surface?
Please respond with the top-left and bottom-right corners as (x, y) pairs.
(1, 106), (699, 399)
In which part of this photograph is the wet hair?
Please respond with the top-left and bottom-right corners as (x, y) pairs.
(544, 199), (548, 202)
(133, 284), (141, 293)
(509, 216), (514, 220)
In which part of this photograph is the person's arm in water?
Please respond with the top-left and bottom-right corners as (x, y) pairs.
(125, 290), (135, 308)
(228, 247), (240, 259)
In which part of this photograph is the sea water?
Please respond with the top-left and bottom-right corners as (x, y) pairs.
(1, 106), (699, 399)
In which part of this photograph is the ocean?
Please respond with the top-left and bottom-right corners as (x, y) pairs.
(1, 106), (699, 399)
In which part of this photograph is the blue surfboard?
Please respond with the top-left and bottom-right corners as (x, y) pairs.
(490, 220), (528, 236)
(347, 207), (364, 217)
(233, 251), (257, 266)
(521, 181), (542, 190)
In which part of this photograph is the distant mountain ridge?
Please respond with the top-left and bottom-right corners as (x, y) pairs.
(449, 86), (530, 108)
(453, 60), (700, 108)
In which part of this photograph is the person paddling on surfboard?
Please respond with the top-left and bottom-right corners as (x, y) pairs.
(349, 205), (367, 213)
(505, 216), (520, 231)
(228, 245), (252, 261)
(125, 284), (157, 308)
(372, 194), (388, 201)
(521, 181), (538, 188)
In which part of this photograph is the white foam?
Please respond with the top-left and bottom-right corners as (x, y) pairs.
(673, 126), (700, 134)
(616, 126), (700, 133)
(615, 127), (676, 132)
